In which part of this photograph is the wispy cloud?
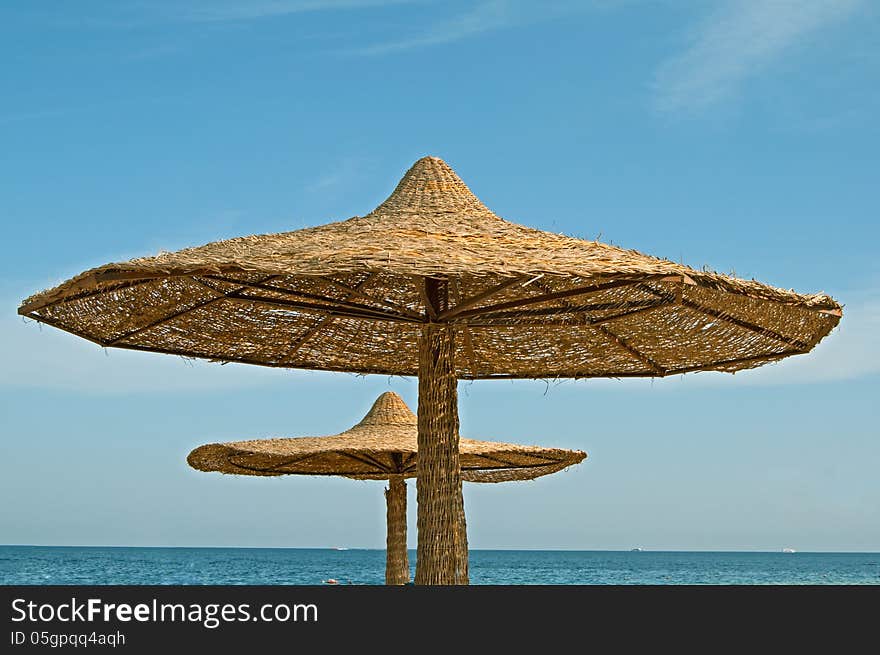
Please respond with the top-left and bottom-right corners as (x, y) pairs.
(347, 0), (590, 56)
(36, 0), (421, 30)
(351, 0), (515, 55)
(304, 156), (372, 193)
(165, 0), (419, 23)
(653, 0), (865, 114)
(0, 95), (183, 126)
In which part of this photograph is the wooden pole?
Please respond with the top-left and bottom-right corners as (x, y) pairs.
(455, 481), (469, 585)
(385, 475), (410, 585)
(415, 278), (469, 585)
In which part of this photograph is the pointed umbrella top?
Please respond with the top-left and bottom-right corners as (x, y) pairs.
(368, 156), (496, 219)
(355, 391), (417, 427)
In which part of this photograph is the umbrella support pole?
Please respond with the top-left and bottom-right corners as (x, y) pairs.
(385, 475), (410, 585)
(415, 321), (469, 585)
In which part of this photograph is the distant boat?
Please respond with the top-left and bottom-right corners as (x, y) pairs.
(332, 547), (349, 551)
(782, 547), (796, 553)
(630, 548), (643, 552)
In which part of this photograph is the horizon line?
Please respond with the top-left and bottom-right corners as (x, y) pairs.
(3, 544), (878, 554)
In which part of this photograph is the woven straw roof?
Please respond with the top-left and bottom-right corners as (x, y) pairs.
(20, 156), (841, 379)
(187, 392), (586, 482)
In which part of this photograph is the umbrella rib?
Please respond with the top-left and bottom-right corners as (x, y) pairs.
(101, 275), (282, 346)
(22, 312), (110, 347)
(204, 275), (418, 323)
(590, 299), (673, 326)
(226, 464), (381, 477)
(445, 278), (649, 322)
(461, 301), (672, 327)
(339, 451), (392, 473)
(461, 461), (565, 471)
(399, 452), (416, 471)
(594, 324), (666, 376)
(280, 316), (334, 362)
(637, 282), (812, 351)
(479, 450), (561, 464)
(665, 349), (805, 375)
(473, 298), (669, 321)
(228, 451), (322, 474)
(317, 276), (423, 320)
(438, 276), (525, 320)
(459, 324), (480, 376)
(681, 299), (812, 351)
(227, 293), (422, 324)
(503, 450), (560, 463)
(464, 307), (671, 328)
(467, 452), (562, 468)
(469, 349), (805, 379)
(278, 273), (378, 364)
(419, 278), (439, 320)
(526, 278), (666, 376)
(467, 453), (523, 468)
(19, 278), (157, 315)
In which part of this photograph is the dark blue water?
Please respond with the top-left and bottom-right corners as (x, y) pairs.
(1, 546), (878, 585)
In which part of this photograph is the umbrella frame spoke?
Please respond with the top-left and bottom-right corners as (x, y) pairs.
(527, 278), (668, 376)
(443, 276), (678, 322)
(227, 451), (321, 473)
(638, 283), (813, 351)
(203, 275), (422, 323)
(226, 293), (423, 324)
(438, 276), (525, 320)
(19, 277), (157, 315)
(461, 298), (673, 327)
(339, 450), (392, 473)
(317, 275), (423, 320)
(279, 273), (378, 364)
(593, 324), (667, 376)
(105, 275), (284, 345)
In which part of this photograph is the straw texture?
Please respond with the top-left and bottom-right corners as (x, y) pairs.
(415, 323), (464, 584)
(19, 157), (841, 379)
(187, 392), (587, 482)
(385, 476), (409, 585)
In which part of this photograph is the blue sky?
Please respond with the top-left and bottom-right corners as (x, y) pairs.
(1, 0), (878, 551)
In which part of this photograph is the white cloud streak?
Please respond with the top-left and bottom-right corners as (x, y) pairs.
(347, 0), (593, 56)
(653, 0), (865, 113)
(155, 0), (420, 23)
(350, 0), (516, 55)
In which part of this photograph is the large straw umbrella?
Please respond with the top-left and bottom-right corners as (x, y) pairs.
(187, 391), (586, 584)
(18, 156), (842, 584)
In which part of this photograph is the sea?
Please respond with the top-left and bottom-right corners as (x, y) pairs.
(2, 546), (879, 585)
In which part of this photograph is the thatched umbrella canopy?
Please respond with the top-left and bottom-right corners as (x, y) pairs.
(187, 392), (586, 585)
(19, 156), (841, 584)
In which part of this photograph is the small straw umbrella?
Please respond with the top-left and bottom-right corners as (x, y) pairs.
(187, 391), (586, 584)
(19, 156), (842, 584)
